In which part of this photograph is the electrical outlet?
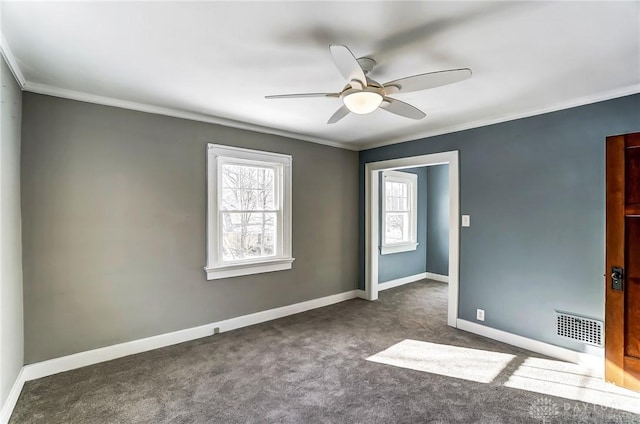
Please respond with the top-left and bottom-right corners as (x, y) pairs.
(476, 309), (485, 321)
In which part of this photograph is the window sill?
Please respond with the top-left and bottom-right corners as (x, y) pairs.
(204, 257), (295, 280)
(380, 242), (419, 255)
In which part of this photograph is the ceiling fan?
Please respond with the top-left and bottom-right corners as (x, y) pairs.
(265, 45), (472, 124)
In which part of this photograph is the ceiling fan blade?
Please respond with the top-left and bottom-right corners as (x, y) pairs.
(381, 97), (426, 120)
(265, 93), (339, 99)
(327, 105), (350, 124)
(383, 68), (472, 94)
(329, 45), (367, 86)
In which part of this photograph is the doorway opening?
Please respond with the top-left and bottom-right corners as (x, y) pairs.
(365, 151), (460, 327)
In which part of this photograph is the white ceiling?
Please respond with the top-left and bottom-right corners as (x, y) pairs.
(2, 1), (639, 150)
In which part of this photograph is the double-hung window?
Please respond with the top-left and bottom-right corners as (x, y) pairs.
(380, 170), (418, 255)
(205, 144), (293, 280)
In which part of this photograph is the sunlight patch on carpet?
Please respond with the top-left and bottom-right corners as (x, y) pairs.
(504, 357), (640, 414)
(366, 339), (515, 383)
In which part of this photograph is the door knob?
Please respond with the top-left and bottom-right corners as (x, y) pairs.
(611, 266), (624, 291)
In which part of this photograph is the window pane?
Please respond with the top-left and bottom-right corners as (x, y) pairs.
(393, 182), (401, 197)
(385, 212), (409, 244)
(399, 197), (408, 211)
(222, 212), (276, 261)
(385, 195), (408, 212)
(385, 183), (395, 209)
(387, 182), (395, 197)
(384, 181), (410, 212)
(221, 164), (275, 211)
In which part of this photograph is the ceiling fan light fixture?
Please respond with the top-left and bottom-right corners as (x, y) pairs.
(266, 45), (470, 123)
(342, 91), (383, 114)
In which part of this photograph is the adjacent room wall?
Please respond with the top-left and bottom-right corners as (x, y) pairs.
(21, 93), (359, 363)
(0, 57), (24, 406)
(359, 93), (640, 353)
(378, 167), (427, 283)
(426, 164), (449, 277)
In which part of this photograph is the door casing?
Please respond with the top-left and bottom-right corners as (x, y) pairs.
(365, 150), (460, 327)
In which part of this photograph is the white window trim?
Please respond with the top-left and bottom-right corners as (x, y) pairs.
(380, 242), (419, 255)
(380, 170), (418, 255)
(205, 144), (294, 280)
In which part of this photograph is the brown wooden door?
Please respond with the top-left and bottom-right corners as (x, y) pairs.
(605, 132), (640, 391)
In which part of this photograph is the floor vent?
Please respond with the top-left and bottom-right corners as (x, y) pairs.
(556, 311), (603, 347)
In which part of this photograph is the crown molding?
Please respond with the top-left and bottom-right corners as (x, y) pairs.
(0, 34), (26, 88)
(357, 84), (640, 151)
(22, 81), (358, 151)
(5, 25), (354, 151)
(14, 73), (640, 153)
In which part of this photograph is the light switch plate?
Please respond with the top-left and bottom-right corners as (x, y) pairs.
(462, 215), (470, 227)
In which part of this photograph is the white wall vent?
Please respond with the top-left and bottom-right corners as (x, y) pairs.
(555, 311), (603, 347)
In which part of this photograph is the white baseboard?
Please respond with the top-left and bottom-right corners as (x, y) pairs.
(379, 272), (427, 291)
(0, 368), (25, 424)
(456, 319), (603, 373)
(2, 291), (606, 423)
(2, 289), (359, 423)
(425, 272), (449, 283)
(356, 289), (367, 299)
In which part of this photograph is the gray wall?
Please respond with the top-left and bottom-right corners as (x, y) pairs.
(360, 94), (640, 353)
(426, 165), (449, 276)
(21, 93), (359, 363)
(0, 57), (24, 406)
(378, 167), (427, 283)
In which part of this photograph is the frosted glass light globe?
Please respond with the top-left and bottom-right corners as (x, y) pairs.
(343, 91), (383, 114)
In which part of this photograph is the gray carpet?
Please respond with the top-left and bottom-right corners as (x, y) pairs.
(10, 280), (640, 423)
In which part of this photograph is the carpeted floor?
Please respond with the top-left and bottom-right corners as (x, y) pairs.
(10, 280), (640, 423)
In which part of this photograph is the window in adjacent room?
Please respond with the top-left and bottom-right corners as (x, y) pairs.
(205, 144), (293, 280)
(380, 170), (418, 255)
